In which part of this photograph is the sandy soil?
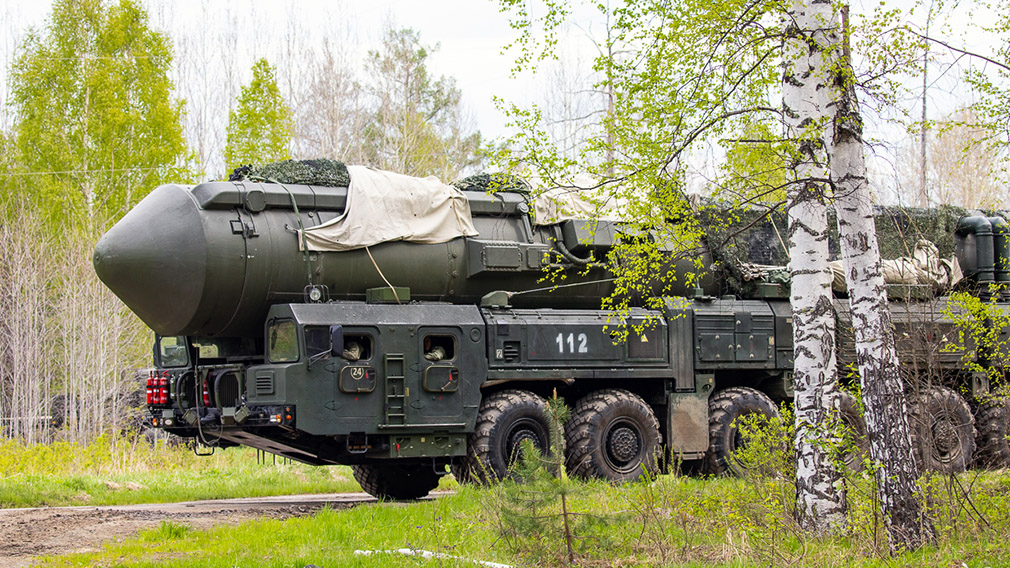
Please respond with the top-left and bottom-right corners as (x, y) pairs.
(0, 493), (375, 568)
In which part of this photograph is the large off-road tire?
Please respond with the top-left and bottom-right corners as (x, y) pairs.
(565, 389), (662, 482)
(452, 390), (551, 484)
(703, 387), (780, 476)
(974, 398), (1010, 468)
(909, 386), (976, 474)
(837, 390), (869, 471)
(352, 463), (440, 500)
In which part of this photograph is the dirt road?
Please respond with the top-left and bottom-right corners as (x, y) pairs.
(0, 493), (376, 568)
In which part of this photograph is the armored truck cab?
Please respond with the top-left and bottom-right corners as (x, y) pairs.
(148, 295), (731, 495)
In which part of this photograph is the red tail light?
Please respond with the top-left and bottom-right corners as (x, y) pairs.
(202, 379), (211, 406)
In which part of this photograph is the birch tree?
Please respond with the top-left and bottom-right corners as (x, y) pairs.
(830, 6), (935, 551)
(2, 0), (175, 443)
(9, 0), (188, 226)
(782, 0), (847, 535)
(294, 37), (368, 163)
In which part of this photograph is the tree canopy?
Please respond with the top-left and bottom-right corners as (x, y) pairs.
(223, 58), (294, 175)
(498, 0), (789, 314)
(362, 26), (482, 180)
(8, 0), (188, 227)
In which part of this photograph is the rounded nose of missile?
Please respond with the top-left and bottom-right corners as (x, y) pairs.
(94, 184), (207, 336)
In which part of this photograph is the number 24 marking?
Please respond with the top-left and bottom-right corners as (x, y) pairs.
(556, 333), (588, 354)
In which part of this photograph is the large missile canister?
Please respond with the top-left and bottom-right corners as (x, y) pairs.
(94, 181), (715, 338)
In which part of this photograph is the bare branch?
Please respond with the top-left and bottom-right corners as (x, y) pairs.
(905, 28), (1010, 73)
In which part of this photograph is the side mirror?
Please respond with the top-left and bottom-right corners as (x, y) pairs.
(329, 325), (344, 357)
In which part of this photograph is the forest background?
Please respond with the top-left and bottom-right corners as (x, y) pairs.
(1, 0), (1008, 446)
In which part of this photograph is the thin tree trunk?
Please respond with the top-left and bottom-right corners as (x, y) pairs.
(783, 0), (847, 535)
(831, 5), (935, 551)
(918, 0), (935, 207)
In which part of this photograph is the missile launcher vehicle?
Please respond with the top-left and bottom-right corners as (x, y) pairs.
(94, 162), (1010, 498)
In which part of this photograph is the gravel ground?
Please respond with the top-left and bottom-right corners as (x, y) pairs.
(0, 493), (376, 568)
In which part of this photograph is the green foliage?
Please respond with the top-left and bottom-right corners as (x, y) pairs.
(363, 27), (482, 179)
(0, 133), (17, 215)
(223, 58), (293, 175)
(496, 0), (790, 315)
(731, 394), (870, 483)
(848, 3), (930, 112)
(718, 119), (792, 204)
(0, 436), (362, 507)
(481, 392), (617, 566)
(960, 2), (1010, 152)
(943, 288), (1010, 397)
(8, 0), (189, 227)
(2, 0), (172, 441)
(494, 1), (959, 318)
(36, 472), (1010, 567)
(731, 406), (796, 481)
(143, 521), (192, 541)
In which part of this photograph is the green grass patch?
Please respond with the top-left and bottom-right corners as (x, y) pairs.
(41, 488), (497, 568)
(0, 435), (365, 507)
(34, 472), (1010, 568)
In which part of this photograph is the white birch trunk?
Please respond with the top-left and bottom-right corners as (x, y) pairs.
(830, 7), (934, 549)
(783, 0), (847, 535)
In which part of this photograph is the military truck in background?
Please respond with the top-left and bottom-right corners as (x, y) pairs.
(93, 161), (1010, 499)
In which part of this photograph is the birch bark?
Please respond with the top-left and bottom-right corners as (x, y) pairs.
(783, 0), (847, 535)
(830, 6), (935, 551)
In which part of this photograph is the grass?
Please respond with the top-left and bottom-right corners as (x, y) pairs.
(6, 432), (1010, 566)
(0, 434), (366, 507)
(31, 471), (1010, 568)
(39, 487), (497, 568)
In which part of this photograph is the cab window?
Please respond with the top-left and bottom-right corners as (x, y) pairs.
(305, 326), (330, 358)
(341, 334), (373, 361)
(268, 320), (299, 362)
(423, 334), (456, 361)
(193, 342), (220, 359)
(157, 335), (189, 368)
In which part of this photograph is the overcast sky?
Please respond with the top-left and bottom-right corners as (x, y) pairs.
(1, 0), (1003, 204)
(1, 0), (995, 135)
(1, 0), (546, 140)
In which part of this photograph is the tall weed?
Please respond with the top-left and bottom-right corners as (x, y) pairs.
(0, 432), (187, 477)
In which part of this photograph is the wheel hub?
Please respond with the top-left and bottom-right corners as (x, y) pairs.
(607, 426), (640, 464)
(507, 427), (542, 463)
(931, 415), (962, 462)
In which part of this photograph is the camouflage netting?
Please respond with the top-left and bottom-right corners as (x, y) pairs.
(699, 203), (975, 297)
(452, 172), (531, 193)
(227, 163), (534, 195)
(229, 159), (350, 187)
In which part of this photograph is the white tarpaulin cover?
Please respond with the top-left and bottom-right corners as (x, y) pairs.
(300, 165), (479, 251)
(828, 239), (963, 293)
(532, 174), (626, 226)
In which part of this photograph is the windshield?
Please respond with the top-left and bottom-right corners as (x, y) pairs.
(268, 320), (299, 363)
(157, 335), (190, 368)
